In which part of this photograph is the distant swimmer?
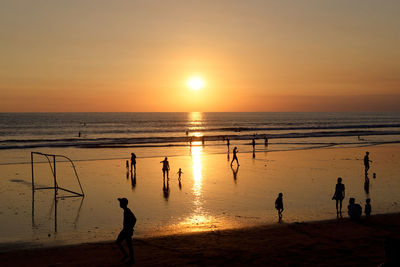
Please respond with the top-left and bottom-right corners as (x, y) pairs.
(275, 193), (284, 222)
(230, 146), (239, 167)
(177, 168), (183, 181)
(160, 157), (170, 179)
(364, 152), (372, 173)
(332, 177), (345, 216)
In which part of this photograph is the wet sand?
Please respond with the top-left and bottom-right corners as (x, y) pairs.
(1, 213), (399, 266)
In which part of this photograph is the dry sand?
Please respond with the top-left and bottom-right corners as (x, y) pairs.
(1, 213), (399, 266)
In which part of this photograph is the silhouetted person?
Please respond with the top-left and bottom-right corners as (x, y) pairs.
(116, 198), (136, 264)
(126, 160), (129, 170)
(202, 136), (205, 146)
(160, 157), (170, 179)
(332, 177), (345, 216)
(265, 136), (269, 146)
(230, 146), (239, 166)
(348, 197), (362, 221)
(231, 165), (239, 182)
(364, 151), (372, 173)
(252, 138), (255, 150)
(365, 198), (371, 217)
(130, 153), (136, 172)
(177, 168), (183, 181)
(78, 131), (81, 137)
(379, 238), (400, 267)
(364, 174), (370, 195)
(226, 138), (230, 148)
(227, 147), (230, 161)
(275, 193), (284, 222)
(373, 172), (376, 179)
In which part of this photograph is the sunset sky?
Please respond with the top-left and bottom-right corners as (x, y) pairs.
(1, 0), (399, 112)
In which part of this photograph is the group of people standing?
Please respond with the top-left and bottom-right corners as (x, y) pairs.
(332, 151), (373, 220)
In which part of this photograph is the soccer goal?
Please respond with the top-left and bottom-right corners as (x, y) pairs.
(31, 152), (84, 198)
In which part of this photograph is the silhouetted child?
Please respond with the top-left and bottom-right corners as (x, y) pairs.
(252, 138), (255, 149)
(177, 168), (183, 181)
(116, 198), (136, 264)
(332, 177), (345, 215)
(126, 160), (129, 170)
(365, 198), (371, 217)
(275, 193), (284, 222)
(348, 197), (362, 221)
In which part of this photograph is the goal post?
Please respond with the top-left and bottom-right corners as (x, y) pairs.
(31, 152), (85, 198)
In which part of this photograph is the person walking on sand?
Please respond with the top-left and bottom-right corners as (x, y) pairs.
(252, 138), (256, 150)
(160, 157), (170, 179)
(364, 152), (372, 173)
(130, 153), (136, 172)
(230, 146), (239, 166)
(275, 193), (284, 222)
(332, 177), (345, 216)
(116, 198), (136, 264)
(177, 168), (183, 181)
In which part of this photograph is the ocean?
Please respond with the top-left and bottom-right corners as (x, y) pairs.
(1, 112), (400, 150)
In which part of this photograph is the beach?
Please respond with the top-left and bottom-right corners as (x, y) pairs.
(1, 141), (400, 247)
(1, 212), (399, 266)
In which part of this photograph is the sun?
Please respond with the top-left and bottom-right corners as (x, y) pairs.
(187, 76), (205, 90)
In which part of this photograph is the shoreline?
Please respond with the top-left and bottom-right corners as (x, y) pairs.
(1, 212), (400, 266)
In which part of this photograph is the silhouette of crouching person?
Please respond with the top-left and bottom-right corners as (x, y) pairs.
(347, 197), (362, 221)
(116, 197), (137, 264)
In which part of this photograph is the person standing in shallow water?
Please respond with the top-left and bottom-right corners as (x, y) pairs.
(275, 193), (284, 222)
(332, 177), (345, 216)
(230, 146), (239, 166)
(160, 157), (170, 179)
(116, 198), (136, 264)
(364, 152), (372, 173)
(130, 153), (136, 172)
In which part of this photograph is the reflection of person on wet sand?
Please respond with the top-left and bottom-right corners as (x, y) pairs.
(160, 157), (170, 179)
(116, 198), (136, 264)
(226, 137), (230, 148)
(364, 152), (372, 173)
(177, 168), (183, 181)
(230, 146), (239, 166)
(163, 178), (170, 200)
(275, 193), (284, 222)
(231, 165), (239, 182)
(365, 198), (371, 217)
(364, 174), (370, 194)
(332, 177), (345, 216)
(131, 171), (136, 189)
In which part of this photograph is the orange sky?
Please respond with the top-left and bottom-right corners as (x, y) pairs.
(1, 1), (399, 112)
